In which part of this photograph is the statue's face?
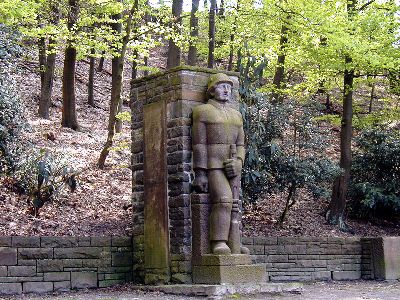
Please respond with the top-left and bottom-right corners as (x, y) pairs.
(212, 83), (232, 102)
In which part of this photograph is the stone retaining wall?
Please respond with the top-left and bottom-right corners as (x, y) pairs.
(1, 236), (397, 295)
(243, 237), (374, 281)
(0, 236), (132, 295)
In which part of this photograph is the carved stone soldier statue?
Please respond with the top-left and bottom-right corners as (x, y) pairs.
(192, 73), (249, 255)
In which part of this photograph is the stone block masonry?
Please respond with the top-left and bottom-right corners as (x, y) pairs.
(0, 235), (398, 294)
(130, 66), (240, 284)
(242, 237), (377, 282)
(0, 236), (133, 295)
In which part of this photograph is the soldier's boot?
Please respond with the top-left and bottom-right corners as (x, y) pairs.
(240, 246), (250, 254)
(210, 198), (232, 255)
(211, 241), (231, 255)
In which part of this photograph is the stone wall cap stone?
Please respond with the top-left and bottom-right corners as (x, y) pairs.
(12, 237), (40, 248)
(130, 66), (239, 85)
(40, 237), (78, 248)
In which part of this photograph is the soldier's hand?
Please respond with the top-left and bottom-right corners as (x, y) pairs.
(193, 170), (208, 193)
(223, 159), (242, 178)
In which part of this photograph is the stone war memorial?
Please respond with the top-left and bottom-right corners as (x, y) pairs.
(130, 67), (266, 289)
(0, 66), (400, 297)
(129, 66), (400, 293)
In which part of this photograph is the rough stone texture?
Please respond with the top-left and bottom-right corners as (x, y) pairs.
(0, 238), (12, 247)
(53, 281), (70, 292)
(143, 101), (170, 284)
(0, 235), (395, 295)
(199, 254), (252, 266)
(43, 272), (70, 282)
(0, 237), (133, 295)
(131, 67), (240, 283)
(371, 237), (400, 280)
(332, 271), (361, 280)
(54, 247), (103, 259)
(132, 282), (303, 297)
(18, 248), (53, 260)
(0, 283), (22, 295)
(71, 272), (97, 289)
(23, 282), (54, 293)
(0, 248), (17, 266)
(191, 194), (211, 265)
(91, 237), (111, 247)
(41, 237), (78, 248)
(12, 237), (40, 248)
(193, 264), (266, 284)
(243, 236), (377, 282)
(8, 266), (36, 277)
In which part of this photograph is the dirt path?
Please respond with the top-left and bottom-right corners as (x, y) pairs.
(1, 281), (400, 300)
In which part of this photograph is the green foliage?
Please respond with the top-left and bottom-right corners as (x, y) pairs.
(349, 126), (400, 219)
(239, 54), (340, 204)
(12, 149), (78, 215)
(389, 72), (400, 96)
(1, 0), (181, 73)
(0, 25), (26, 175)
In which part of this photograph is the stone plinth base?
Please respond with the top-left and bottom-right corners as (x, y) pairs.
(192, 254), (266, 284)
(131, 282), (303, 297)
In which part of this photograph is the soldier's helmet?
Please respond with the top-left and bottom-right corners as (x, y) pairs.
(207, 73), (233, 97)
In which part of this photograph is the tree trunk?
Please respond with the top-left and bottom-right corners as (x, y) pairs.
(88, 49), (96, 107)
(115, 79), (123, 134)
(327, 0), (356, 230)
(98, 56), (122, 168)
(188, 0), (200, 66)
(327, 56), (354, 228)
(208, 0), (216, 68)
(167, 0), (183, 69)
(62, 46), (79, 130)
(369, 81), (375, 113)
(38, 5), (59, 119)
(227, 1), (240, 71)
(39, 38), (57, 119)
(227, 34), (235, 71)
(218, 0), (225, 16)
(279, 182), (296, 225)
(132, 51), (138, 80)
(98, 2), (136, 168)
(38, 37), (46, 92)
(142, 2), (150, 77)
(271, 24), (289, 103)
(326, 93), (331, 111)
(97, 51), (105, 72)
(111, 10), (123, 134)
(143, 57), (149, 76)
(61, 0), (79, 130)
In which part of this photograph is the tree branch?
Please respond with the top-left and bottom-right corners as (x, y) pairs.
(358, 0), (375, 11)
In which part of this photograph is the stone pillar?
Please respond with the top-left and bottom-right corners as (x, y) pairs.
(370, 237), (400, 280)
(131, 66), (240, 284)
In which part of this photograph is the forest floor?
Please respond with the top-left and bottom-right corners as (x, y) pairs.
(0, 48), (399, 237)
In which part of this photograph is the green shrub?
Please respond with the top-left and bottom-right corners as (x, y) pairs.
(349, 126), (400, 219)
(12, 149), (78, 215)
(238, 53), (340, 223)
(0, 24), (26, 174)
(0, 25), (77, 214)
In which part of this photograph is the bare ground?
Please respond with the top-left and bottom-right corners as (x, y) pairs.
(0, 52), (134, 236)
